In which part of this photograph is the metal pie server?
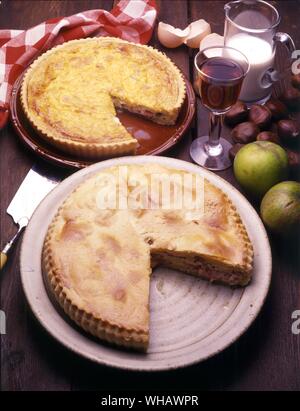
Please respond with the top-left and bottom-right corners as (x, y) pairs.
(1, 164), (61, 270)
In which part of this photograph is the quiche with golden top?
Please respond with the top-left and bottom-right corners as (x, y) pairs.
(21, 38), (186, 159)
(42, 164), (253, 351)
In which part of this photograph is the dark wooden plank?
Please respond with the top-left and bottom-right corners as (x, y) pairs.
(0, 0), (113, 29)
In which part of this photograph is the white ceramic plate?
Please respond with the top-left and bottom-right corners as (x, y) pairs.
(20, 156), (272, 371)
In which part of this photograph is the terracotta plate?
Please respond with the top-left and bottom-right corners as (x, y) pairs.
(10, 74), (195, 169)
(20, 156), (272, 371)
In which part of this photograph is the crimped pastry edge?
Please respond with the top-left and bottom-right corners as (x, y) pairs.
(42, 165), (253, 350)
(227, 202), (254, 281)
(42, 216), (149, 351)
(202, 178), (253, 279)
(20, 37), (186, 159)
(204, 178), (254, 283)
(152, 181), (253, 286)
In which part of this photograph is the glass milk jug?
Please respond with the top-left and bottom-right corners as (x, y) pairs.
(224, 0), (295, 104)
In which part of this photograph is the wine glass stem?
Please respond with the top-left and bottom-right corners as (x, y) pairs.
(205, 112), (224, 157)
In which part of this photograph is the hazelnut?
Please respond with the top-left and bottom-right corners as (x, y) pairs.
(224, 101), (248, 126)
(291, 74), (300, 90)
(249, 104), (272, 129)
(257, 131), (280, 144)
(277, 119), (300, 147)
(231, 122), (260, 144)
(229, 143), (244, 160)
(265, 98), (288, 121)
(287, 150), (300, 178)
(282, 87), (300, 111)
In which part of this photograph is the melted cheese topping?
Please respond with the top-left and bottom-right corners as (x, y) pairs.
(46, 164), (252, 332)
(25, 38), (183, 145)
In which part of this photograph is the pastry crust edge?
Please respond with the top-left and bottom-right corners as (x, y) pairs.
(41, 168), (253, 350)
(21, 37), (186, 159)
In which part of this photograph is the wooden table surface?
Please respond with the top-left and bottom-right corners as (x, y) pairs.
(1, 0), (300, 391)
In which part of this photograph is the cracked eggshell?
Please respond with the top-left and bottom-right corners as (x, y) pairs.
(158, 22), (190, 48)
(200, 33), (224, 51)
(184, 19), (211, 49)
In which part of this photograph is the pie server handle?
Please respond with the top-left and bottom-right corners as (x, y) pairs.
(1, 218), (28, 271)
(0, 252), (7, 270)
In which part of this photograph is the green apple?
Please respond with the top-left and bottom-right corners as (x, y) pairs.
(233, 141), (289, 198)
(260, 181), (300, 234)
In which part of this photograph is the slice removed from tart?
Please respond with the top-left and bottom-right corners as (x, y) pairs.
(21, 37), (186, 159)
(42, 164), (253, 351)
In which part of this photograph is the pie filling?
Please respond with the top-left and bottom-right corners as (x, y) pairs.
(152, 252), (251, 287)
(42, 164), (253, 351)
(21, 38), (186, 158)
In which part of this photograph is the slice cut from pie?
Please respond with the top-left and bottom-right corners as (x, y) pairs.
(42, 164), (253, 351)
(21, 38), (186, 159)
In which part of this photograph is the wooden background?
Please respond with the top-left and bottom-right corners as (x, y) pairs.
(0, 0), (300, 391)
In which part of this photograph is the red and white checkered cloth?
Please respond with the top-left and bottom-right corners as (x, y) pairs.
(0, 0), (157, 129)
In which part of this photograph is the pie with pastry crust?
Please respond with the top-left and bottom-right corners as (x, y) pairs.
(42, 164), (253, 351)
(21, 38), (186, 159)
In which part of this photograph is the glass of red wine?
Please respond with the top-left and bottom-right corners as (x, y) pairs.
(190, 46), (249, 171)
